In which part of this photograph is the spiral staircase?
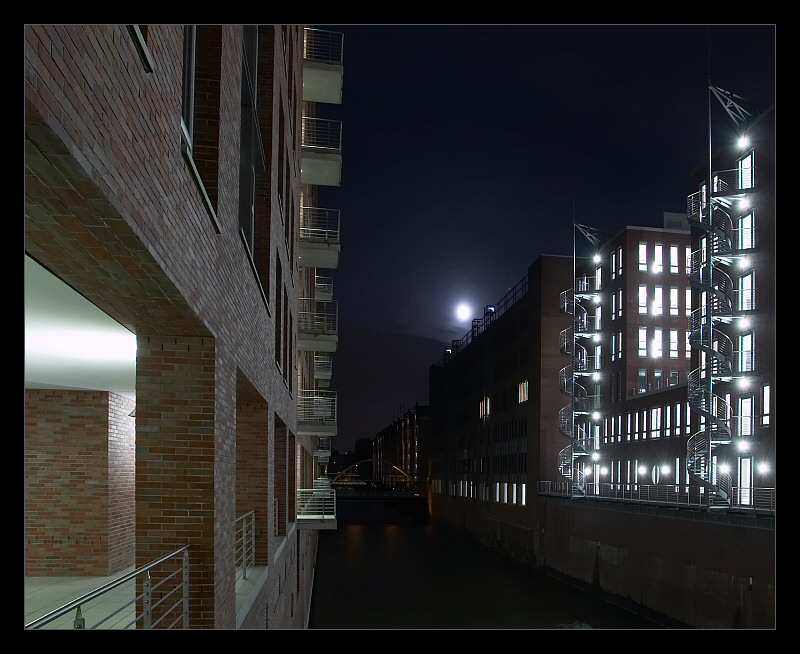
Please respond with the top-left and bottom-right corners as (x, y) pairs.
(558, 271), (602, 496)
(685, 170), (752, 509)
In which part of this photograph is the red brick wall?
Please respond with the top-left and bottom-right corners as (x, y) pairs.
(25, 389), (134, 576)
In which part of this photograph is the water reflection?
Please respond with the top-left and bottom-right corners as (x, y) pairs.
(309, 499), (665, 630)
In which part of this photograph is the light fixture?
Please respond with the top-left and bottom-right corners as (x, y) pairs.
(738, 135), (750, 149)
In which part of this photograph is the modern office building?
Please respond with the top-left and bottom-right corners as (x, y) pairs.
(427, 98), (775, 628)
(25, 24), (343, 629)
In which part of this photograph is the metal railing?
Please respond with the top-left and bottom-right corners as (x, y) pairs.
(297, 487), (337, 520)
(303, 27), (344, 65)
(298, 298), (338, 333)
(301, 207), (340, 242)
(235, 511), (256, 585)
(298, 389), (338, 424)
(25, 547), (190, 630)
(538, 481), (775, 515)
(314, 353), (333, 376)
(301, 117), (342, 152)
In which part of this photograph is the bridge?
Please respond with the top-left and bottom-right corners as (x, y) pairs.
(326, 458), (425, 498)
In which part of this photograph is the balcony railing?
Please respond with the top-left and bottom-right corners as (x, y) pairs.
(298, 298), (338, 352)
(303, 28), (344, 65)
(25, 547), (190, 630)
(234, 511), (256, 585)
(297, 487), (337, 530)
(302, 28), (343, 105)
(538, 480), (775, 515)
(314, 353), (333, 385)
(298, 389), (337, 438)
(299, 208), (341, 269)
(302, 117), (342, 152)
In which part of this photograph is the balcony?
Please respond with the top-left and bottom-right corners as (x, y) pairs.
(299, 207), (340, 269)
(301, 117), (342, 187)
(302, 28), (343, 105)
(298, 298), (338, 352)
(298, 389), (337, 437)
(297, 478), (337, 530)
(314, 275), (333, 301)
(314, 353), (333, 387)
(315, 435), (332, 459)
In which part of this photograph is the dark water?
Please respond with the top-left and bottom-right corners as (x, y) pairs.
(308, 497), (668, 630)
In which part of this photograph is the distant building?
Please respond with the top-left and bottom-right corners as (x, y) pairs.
(374, 404), (430, 492)
(427, 102), (775, 628)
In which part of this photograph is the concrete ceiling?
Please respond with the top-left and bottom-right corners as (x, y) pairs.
(24, 255), (137, 400)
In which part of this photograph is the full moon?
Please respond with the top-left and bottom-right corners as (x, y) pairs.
(455, 302), (472, 322)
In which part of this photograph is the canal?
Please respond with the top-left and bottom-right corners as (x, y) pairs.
(308, 496), (675, 629)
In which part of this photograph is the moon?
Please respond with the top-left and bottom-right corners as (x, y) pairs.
(455, 302), (472, 322)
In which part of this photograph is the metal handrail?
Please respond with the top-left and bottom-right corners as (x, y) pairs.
(537, 481), (775, 515)
(297, 488), (336, 520)
(301, 117), (342, 152)
(298, 389), (337, 423)
(301, 207), (340, 242)
(235, 511), (256, 584)
(303, 28), (343, 65)
(25, 546), (190, 630)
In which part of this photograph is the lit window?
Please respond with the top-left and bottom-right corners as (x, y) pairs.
(685, 246), (692, 275)
(611, 251), (617, 280)
(638, 327), (647, 357)
(611, 333), (616, 362)
(638, 285), (647, 314)
(738, 211), (755, 250)
(669, 329), (678, 358)
(650, 406), (662, 439)
(518, 380), (529, 404)
(685, 288), (692, 317)
(739, 151), (754, 190)
(639, 242), (647, 272)
(595, 266), (602, 290)
(761, 384), (770, 426)
(738, 395), (754, 437)
(616, 330), (622, 360)
(670, 287), (678, 316)
(669, 245), (679, 274)
(739, 271), (755, 311)
(617, 246), (623, 277)
(653, 244), (663, 273)
(685, 330), (691, 359)
(652, 328), (663, 358)
(652, 286), (663, 316)
(617, 289), (623, 319)
(739, 332), (754, 372)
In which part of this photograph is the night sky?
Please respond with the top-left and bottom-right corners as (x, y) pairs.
(316, 24), (776, 452)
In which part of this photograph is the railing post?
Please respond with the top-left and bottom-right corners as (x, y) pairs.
(182, 549), (190, 629)
(143, 571), (152, 629)
(73, 605), (85, 629)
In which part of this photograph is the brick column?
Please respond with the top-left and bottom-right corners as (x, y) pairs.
(135, 335), (221, 628)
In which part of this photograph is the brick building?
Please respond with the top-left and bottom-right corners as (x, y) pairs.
(25, 24), (343, 629)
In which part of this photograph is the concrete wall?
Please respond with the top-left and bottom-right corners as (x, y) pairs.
(430, 493), (775, 629)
